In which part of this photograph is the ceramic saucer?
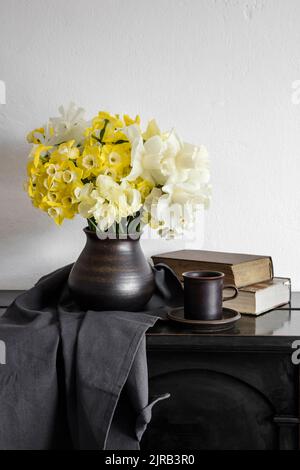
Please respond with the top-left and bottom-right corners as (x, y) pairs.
(167, 307), (241, 332)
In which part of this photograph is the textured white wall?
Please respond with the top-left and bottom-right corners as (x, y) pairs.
(1, 0), (300, 289)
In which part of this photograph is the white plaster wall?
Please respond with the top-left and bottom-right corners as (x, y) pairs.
(0, 0), (300, 289)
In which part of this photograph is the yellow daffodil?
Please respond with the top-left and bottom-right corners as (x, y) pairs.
(45, 162), (60, 177)
(26, 179), (36, 199)
(142, 119), (161, 140)
(133, 178), (154, 202)
(98, 111), (124, 128)
(100, 143), (131, 181)
(61, 194), (74, 208)
(47, 207), (63, 224)
(27, 159), (46, 178)
(25, 105), (210, 235)
(57, 140), (79, 159)
(124, 114), (140, 126)
(77, 144), (103, 178)
(60, 160), (83, 183)
(31, 144), (53, 168)
(33, 192), (46, 209)
(85, 111), (135, 144)
(47, 206), (76, 225)
(49, 140), (79, 165)
(27, 127), (45, 144)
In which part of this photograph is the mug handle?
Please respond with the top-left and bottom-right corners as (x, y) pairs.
(222, 285), (238, 301)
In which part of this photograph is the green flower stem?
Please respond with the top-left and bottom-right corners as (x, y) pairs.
(87, 217), (97, 231)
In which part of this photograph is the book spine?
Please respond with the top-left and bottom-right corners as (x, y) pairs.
(269, 256), (274, 280)
(227, 266), (235, 286)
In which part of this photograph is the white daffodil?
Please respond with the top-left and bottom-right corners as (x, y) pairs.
(74, 182), (94, 201)
(155, 196), (198, 239)
(142, 119), (161, 140)
(158, 202), (196, 239)
(94, 202), (117, 231)
(123, 122), (210, 194)
(121, 126), (147, 182)
(119, 180), (142, 217)
(125, 123), (211, 237)
(76, 183), (101, 219)
(96, 175), (141, 217)
(77, 176), (142, 230)
(176, 142), (209, 170)
(142, 188), (164, 229)
(163, 172), (211, 207)
(46, 102), (88, 146)
(96, 174), (121, 203)
(143, 176), (209, 239)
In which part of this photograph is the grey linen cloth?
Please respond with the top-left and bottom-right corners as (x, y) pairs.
(0, 263), (183, 450)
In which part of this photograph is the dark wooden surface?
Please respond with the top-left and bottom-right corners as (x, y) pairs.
(1, 290), (300, 450)
(1, 290), (300, 309)
(147, 308), (300, 347)
(144, 298), (300, 450)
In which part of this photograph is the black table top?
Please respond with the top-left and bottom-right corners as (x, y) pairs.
(1, 291), (300, 345)
(148, 308), (300, 337)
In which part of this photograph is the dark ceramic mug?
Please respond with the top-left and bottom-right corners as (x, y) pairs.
(183, 271), (238, 321)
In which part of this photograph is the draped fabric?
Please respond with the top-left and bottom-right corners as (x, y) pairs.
(0, 264), (183, 450)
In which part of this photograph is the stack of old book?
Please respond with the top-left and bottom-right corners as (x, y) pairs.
(152, 250), (291, 316)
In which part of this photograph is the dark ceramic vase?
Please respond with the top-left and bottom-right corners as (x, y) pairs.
(68, 228), (155, 311)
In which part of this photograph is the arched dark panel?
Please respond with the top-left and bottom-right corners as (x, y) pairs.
(142, 369), (277, 450)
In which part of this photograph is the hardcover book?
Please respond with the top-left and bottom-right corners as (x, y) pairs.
(152, 250), (273, 288)
(223, 277), (291, 315)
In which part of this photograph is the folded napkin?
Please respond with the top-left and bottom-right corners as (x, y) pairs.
(0, 263), (183, 450)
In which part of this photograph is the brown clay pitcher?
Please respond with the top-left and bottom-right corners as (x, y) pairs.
(68, 228), (155, 311)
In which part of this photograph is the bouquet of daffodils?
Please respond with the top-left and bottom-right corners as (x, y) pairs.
(26, 103), (210, 238)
